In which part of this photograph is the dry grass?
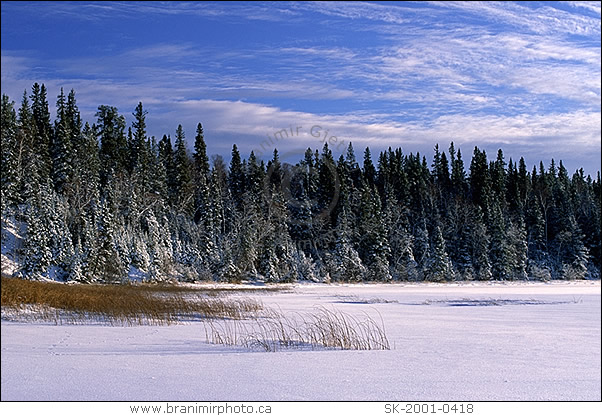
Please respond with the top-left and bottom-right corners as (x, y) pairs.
(204, 306), (390, 351)
(1, 277), (263, 325)
(2, 277), (390, 352)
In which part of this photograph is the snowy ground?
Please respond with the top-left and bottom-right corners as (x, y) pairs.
(1, 280), (600, 401)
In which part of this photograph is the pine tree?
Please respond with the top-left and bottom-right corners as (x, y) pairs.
(317, 143), (338, 230)
(469, 146), (492, 215)
(30, 83), (53, 180)
(358, 185), (391, 281)
(345, 143), (362, 189)
(89, 191), (127, 283)
(17, 90), (43, 202)
(96, 105), (127, 183)
(572, 169), (601, 274)
(326, 207), (366, 282)
(173, 124), (193, 213)
(158, 134), (177, 204)
(363, 147), (376, 188)
(1, 95), (19, 209)
(384, 196), (418, 281)
(51, 88), (73, 194)
(193, 122), (210, 223)
(432, 144), (450, 193)
(424, 225), (454, 282)
(246, 151), (265, 205)
(130, 102), (147, 171)
(506, 218), (528, 280)
(489, 201), (512, 280)
(266, 149), (282, 190)
(470, 206), (492, 281)
(20, 194), (52, 279)
(228, 144), (245, 210)
(449, 142), (467, 198)
(193, 122), (210, 181)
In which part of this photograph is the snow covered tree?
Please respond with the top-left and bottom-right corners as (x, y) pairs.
(488, 201), (512, 280)
(228, 144), (245, 211)
(358, 185), (391, 281)
(89, 191), (127, 283)
(52, 88), (73, 194)
(3, 85), (601, 285)
(193, 122), (211, 224)
(362, 147), (376, 188)
(327, 207), (367, 282)
(423, 225), (454, 282)
(470, 206), (492, 281)
(173, 124), (194, 213)
(1, 94), (19, 210)
(96, 105), (127, 184)
(20, 200), (52, 280)
(30, 83), (52, 181)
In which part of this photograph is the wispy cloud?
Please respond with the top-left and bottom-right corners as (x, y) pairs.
(1, 1), (599, 174)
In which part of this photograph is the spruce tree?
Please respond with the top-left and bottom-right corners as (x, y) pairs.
(30, 83), (53, 180)
(1, 95), (19, 209)
(358, 185), (391, 281)
(173, 124), (193, 213)
(228, 144), (245, 210)
(424, 225), (454, 282)
(362, 147), (376, 188)
(470, 206), (492, 280)
(193, 122), (210, 223)
(96, 105), (127, 183)
(17, 90), (42, 202)
(52, 88), (73, 194)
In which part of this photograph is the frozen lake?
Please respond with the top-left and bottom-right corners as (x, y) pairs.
(1, 280), (600, 401)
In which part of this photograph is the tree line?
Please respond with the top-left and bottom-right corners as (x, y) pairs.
(1, 84), (600, 283)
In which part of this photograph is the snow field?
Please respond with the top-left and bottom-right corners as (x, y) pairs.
(1, 280), (600, 401)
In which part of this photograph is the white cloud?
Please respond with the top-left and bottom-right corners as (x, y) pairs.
(162, 98), (600, 171)
(1, 1), (599, 174)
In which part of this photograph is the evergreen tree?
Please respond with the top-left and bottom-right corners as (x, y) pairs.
(345, 143), (362, 188)
(4, 85), (602, 284)
(1, 95), (19, 209)
(266, 149), (282, 190)
(386, 197), (418, 281)
(17, 90), (42, 202)
(51, 88), (73, 194)
(20, 191), (52, 279)
(130, 102), (148, 171)
(326, 208), (366, 282)
(470, 206), (492, 280)
(424, 225), (454, 282)
(158, 134), (177, 203)
(358, 185), (391, 281)
(193, 122), (210, 181)
(449, 142), (467, 198)
(193, 122), (210, 223)
(30, 83), (53, 180)
(362, 147), (376, 188)
(489, 201), (512, 280)
(469, 146), (491, 214)
(96, 105), (127, 183)
(173, 124), (194, 213)
(506, 218), (528, 280)
(228, 144), (245, 210)
(317, 143), (338, 230)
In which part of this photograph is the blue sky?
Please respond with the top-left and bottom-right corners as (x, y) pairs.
(1, 1), (600, 175)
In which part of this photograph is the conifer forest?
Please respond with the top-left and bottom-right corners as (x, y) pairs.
(1, 84), (600, 284)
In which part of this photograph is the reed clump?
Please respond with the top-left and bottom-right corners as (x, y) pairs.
(1, 277), (262, 325)
(204, 306), (390, 351)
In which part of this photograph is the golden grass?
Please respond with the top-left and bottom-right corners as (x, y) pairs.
(1, 277), (263, 325)
(2, 277), (390, 352)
